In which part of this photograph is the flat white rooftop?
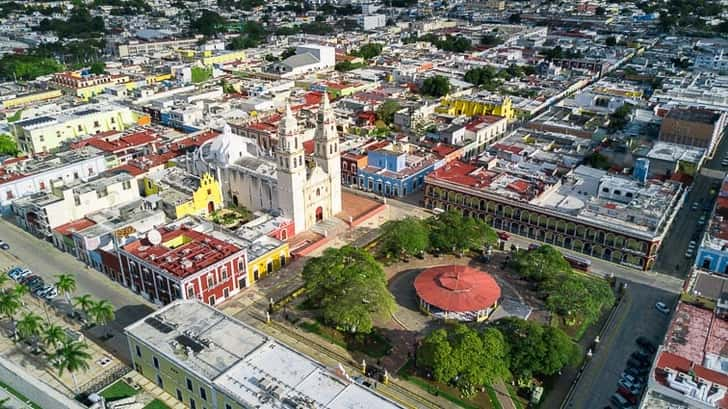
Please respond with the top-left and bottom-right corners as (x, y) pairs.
(126, 300), (403, 409)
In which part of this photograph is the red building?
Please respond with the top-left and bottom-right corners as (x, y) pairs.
(118, 226), (247, 306)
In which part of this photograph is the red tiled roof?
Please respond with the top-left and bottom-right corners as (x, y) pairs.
(507, 180), (530, 193)
(123, 227), (242, 279)
(414, 265), (501, 313)
(656, 351), (692, 374)
(431, 143), (458, 158)
(303, 140), (315, 155)
(491, 143), (524, 155)
(53, 218), (96, 236)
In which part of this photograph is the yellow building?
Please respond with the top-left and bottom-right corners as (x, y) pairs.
(144, 170), (224, 220)
(52, 71), (131, 101)
(9, 103), (137, 154)
(201, 50), (246, 66)
(245, 238), (290, 285)
(1, 90), (63, 110)
(437, 95), (514, 120)
(124, 301), (403, 409)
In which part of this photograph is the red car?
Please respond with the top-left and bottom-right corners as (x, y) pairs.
(497, 231), (510, 241)
(617, 386), (638, 405)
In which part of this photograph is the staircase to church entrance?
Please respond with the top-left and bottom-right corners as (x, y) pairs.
(311, 217), (348, 238)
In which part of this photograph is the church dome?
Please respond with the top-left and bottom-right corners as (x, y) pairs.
(209, 124), (249, 165)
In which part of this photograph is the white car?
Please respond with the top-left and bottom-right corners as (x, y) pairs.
(655, 302), (670, 314)
(688, 241), (697, 249)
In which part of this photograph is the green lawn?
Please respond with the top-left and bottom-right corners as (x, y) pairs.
(100, 380), (138, 401)
(0, 380), (42, 409)
(485, 385), (503, 409)
(397, 359), (493, 409)
(144, 399), (170, 409)
(298, 320), (391, 358)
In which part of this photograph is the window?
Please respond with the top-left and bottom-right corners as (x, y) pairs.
(74, 196), (80, 206)
(207, 189), (211, 195)
(221, 267), (228, 280)
(111, 117), (115, 124)
(176, 389), (183, 401)
(73, 172), (79, 180)
(88, 167), (94, 176)
(156, 374), (163, 388)
(93, 121), (100, 127)
(153, 356), (159, 369)
(208, 295), (215, 305)
(78, 125), (83, 132)
(200, 387), (207, 401)
(190, 398), (196, 409)
(186, 378), (193, 391)
(135, 345), (141, 358)
(207, 276), (213, 288)
(123, 180), (131, 190)
(187, 286), (195, 299)
(223, 288), (229, 298)
(6, 191), (13, 200)
(226, 404), (232, 409)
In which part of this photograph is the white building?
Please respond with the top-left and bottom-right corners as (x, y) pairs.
(358, 14), (387, 31)
(190, 95), (342, 235)
(12, 172), (141, 237)
(268, 44), (336, 78)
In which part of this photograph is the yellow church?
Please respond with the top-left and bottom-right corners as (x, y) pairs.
(143, 169), (224, 220)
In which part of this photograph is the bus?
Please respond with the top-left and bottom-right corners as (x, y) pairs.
(527, 244), (592, 272)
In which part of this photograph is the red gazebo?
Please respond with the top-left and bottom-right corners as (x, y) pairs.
(414, 265), (501, 322)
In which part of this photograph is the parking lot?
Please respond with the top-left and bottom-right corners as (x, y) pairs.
(564, 280), (677, 409)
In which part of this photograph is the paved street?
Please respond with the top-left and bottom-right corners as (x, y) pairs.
(565, 282), (676, 409)
(0, 218), (154, 363)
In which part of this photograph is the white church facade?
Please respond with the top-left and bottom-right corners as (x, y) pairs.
(188, 95), (342, 235)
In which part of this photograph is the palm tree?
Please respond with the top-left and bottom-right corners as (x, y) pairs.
(0, 397), (12, 409)
(17, 312), (43, 353)
(42, 323), (66, 352)
(55, 274), (76, 306)
(0, 274), (9, 292)
(73, 294), (94, 316)
(89, 300), (115, 338)
(52, 341), (91, 393)
(0, 292), (21, 337)
(13, 284), (28, 305)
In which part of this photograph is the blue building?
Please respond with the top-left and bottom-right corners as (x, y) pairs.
(357, 146), (442, 197)
(695, 177), (728, 273)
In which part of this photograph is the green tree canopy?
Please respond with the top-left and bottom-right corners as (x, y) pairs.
(89, 61), (105, 75)
(0, 54), (64, 81)
(493, 317), (579, 381)
(421, 75), (450, 97)
(480, 34), (503, 47)
(511, 244), (571, 282)
(429, 210), (497, 254)
(544, 274), (615, 326)
(379, 217), (429, 259)
(420, 34), (472, 52)
(0, 135), (19, 156)
(302, 246), (396, 333)
(191, 10), (227, 36)
(191, 66), (212, 83)
(417, 325), (509, 397)
(375, 100), (401, 124)
(37, 7), (104, 38)
(353, 43), (384, 60)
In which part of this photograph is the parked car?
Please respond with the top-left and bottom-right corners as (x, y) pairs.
(0, 241), (10, 250)
(42, 287), (58, 300)
(691, 202), (699, 211)
(7, 267), (28, 281)
(688, 240), (697, 249)
(685, 249), (694, 258)
(497, 231), (510, 241)
(617, 386), (639, 405)
(636, 337), (657, 354)
(34, 284), (55, 298)
(655, 302), (670, 314)
(627, 357), (649, 369)
(20, 274), (39, 284)
(610, 392), (633, 409)
(632, 350), (651, 363)
(624, 366), (648, 378)
(27, 278), (45, 292)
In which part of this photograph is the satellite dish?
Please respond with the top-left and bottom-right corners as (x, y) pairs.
(147, 230), (162, 246)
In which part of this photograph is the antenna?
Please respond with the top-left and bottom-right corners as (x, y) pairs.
(147, 229), (162, 245)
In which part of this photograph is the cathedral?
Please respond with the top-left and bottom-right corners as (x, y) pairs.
(189, 94), (342, 235)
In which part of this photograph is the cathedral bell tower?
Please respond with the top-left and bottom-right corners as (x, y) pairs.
(276, 104), (307, 234)
(313, 93), (342, 214)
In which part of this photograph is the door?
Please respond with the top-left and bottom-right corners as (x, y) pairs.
(238, 277), (246, 289)
(315, 207), (323, 222)
(207, 201), (215, 213)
